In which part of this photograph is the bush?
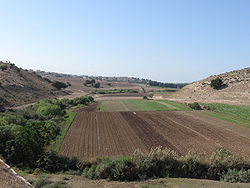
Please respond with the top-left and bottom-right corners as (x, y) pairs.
(34, 101), (64, 118)
(143, 96), (149, 100)
(221, 169), (250, 183)
(210, 78), (224, 89)
(44, 78), (52, 83)
(178, 151), (208, 179)
(93, 82), (100, 88)
(52, 81), (68, 90)
(188, 102), (202, 110)
(85, 80), (92, 85)
(4, 121), (53, 167)
(83, 147), (178, 181)
(82, 147), (250, 182)
(0, 65), (8, 71)
(208, 147), (246, 180)
(83, 157), (139, 181)
(36, 151), (82, 173)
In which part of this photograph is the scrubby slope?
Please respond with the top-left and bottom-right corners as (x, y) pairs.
(167, 67), (250, 105)
(0, 62), (58, 107)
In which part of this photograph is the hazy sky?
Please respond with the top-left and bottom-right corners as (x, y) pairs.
(0, 0), (249, 82)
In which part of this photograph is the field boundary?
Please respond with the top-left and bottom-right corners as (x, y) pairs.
(54, 112), (77, 152)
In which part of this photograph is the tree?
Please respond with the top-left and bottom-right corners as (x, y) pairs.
(210, 78), (224, 89)
(52, 81), (68, 90)
(85, 80), (92, 85)
(93, 82), (100, 88)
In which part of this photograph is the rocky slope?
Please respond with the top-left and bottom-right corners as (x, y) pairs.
(0, 62), (64, 107)
(167, 67), (250, 105)
(0, 159), (32, 188)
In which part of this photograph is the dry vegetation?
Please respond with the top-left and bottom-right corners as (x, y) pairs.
(167, 67), (250, 105)
(0, 62), (67, 107)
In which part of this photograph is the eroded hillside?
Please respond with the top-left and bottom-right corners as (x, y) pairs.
(167, 67), (250, 105)
(0, 62), (63, 107)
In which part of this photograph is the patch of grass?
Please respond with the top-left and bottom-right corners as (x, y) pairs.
(125, 100), (168, 111)
(31, 175), (69, 188)
(98, 101), (108, 112)
(33, 175), (51, 188)
(202, 103), (250, 129)
(54, 112), (77, 152)
(98, 100), (191, 112)
(158, 100), (191, 111)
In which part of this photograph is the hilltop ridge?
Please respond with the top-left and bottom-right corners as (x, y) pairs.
(167, 67), (250, 105)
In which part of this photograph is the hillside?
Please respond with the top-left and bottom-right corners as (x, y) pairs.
(0, 160), (31, 188)
(0, 62), (64, 107)
(166, 67), (250, 105)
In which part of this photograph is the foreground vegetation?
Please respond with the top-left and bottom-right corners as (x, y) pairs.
(0, 96), (93, 169)
(82, 147), (250, 183)
(54, 112), (77, 152)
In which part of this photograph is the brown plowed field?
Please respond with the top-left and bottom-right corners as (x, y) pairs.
(60, 111), (250, 160)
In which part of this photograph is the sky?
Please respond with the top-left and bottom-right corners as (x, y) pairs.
(0, 0), (249, 82)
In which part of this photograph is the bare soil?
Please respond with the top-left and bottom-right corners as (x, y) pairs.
(25, 174), (250, 188)
(60, 111), (250, 160)
(0, 160), (31, 188)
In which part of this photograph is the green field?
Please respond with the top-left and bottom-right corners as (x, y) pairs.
(98, 99), (191, 112)
(202, 103), (250, 129)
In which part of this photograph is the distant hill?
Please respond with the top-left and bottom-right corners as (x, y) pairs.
(33, 70), (187, 88)
(0, 62), (64, 107)
(167, 67), (250, 105)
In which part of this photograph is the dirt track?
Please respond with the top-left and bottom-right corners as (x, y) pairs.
(60, 111), (250, 160)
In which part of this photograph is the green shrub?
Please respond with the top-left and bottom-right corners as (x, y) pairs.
(0, 126), (15, 154)
(0, 112), (27, 126)
(178, 151), (208, 179)
(34, 101), (64, 118)
(83, 157), (139, 181)
(36, 151), (81, 173)
(44, 77), (52, 83)
(66, 82), (71, 86)
(84, 147), (178, 181)
(93, 82), (100, 88)
(188, 102), (202, 110)
(208, 147), (246, 180)
(221, 169), (250, 183)
(210, 78), (224, 89)
(52, 81), (68, 90)
(0, 65), (8, 71)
